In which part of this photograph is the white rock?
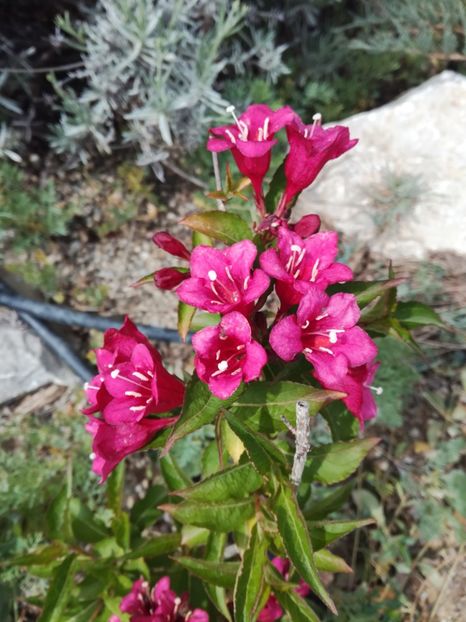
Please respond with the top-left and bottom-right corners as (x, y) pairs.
(0, 309), (78, 404)
(295, 71), (466, 260)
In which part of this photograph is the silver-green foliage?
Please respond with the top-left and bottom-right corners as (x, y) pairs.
(50, 0), (288, 177)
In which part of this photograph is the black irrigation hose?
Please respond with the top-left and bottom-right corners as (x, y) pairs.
(0, 284), (189, 382)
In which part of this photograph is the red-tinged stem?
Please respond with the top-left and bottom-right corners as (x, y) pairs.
(275, 191), (289, 218)
(252, 179), (266, 217)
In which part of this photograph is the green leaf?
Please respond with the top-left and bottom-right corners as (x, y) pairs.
(130, 485), (166, 528)
(230, 382), (342, 433)
(275, 588), (321, 622)
(309, 518), (374, 550)
(8, 542), (68, 567)
(205, 532), (232, 622)
(107, 462), (125, 515)
(225, 413), (287, 475)
(327, 278), (403, 308)
(175, 462), (262, 502)
(160, 497), (255, 532)
(63, 602), (101, 622)
(314, 548), (352, 573)
(234, 524), (268, 622)
(181, 211), (253, 244)
(274, 481), (336, 614)
(178, 301), (196, 342)
(265, 163), (286, 214)
(303, 481), (354, 520)
(322, 402), (359, 441)
(160, 453), (191, 492)
(123, 533), (181, 560)
(395, 301), (444, 329)
(69, 498), (110, 544)
(164, 375), (237, 453)
(113, 511), (130, 551)
(48, 487), (73, 543)
(174, 556), (239, 588)
(303, 438), (380, 485)
(38, 554), (76, 622)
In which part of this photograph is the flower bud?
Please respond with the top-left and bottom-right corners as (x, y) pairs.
(292, 214), (321, 238)
(152, 231), (191, 260)
(154, 267), (188, 290)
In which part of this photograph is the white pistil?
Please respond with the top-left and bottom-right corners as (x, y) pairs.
(243, 275), (250, 290)
(110, 369), (120, 378)
(133, 371), (149, 381)
(89, 452), (96, 460)
(319, 346), (334, 355)
(328, 329), (345, 344)
(368, 385), (384, 395)
(310, 258), (320, 282)
(208, 270), (217, 281)
(125, 390), (142, 398)
(218, 360), (228, 372)
(129, 405), (145, 411)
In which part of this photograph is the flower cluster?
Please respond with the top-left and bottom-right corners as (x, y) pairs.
(110, 576), (208, 622)
(148, 104), (379, 425)
(83, 317), (185, 481)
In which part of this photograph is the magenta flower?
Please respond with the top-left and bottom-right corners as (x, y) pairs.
(153, 231), (191, 261)
(313, 354), (381, 426)
(277, 115), (357, 216)
(258, 557), (310, 622)
(208, 104), (295, 215)
(192, 311), (267, 399)
(177, 240), (269, 315)
(118, 576), (209, 622)
(84, 317), (185, 425)
(269, 287), (377, 371)
(260, 227), (353, 311)
(86, 415), (176, 483)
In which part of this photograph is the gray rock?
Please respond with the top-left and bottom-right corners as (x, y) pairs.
(295, 71), (466, 260)
(0, 309), (78, 404)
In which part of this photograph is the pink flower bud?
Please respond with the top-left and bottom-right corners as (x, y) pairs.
(292, 213), (321, 238)
(153, 231), (191, 260)
(154, 267), (188, 290)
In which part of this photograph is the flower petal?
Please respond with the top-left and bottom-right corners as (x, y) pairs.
(270, 316), (302, 361)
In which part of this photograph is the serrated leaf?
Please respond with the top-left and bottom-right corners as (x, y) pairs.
(181, 211), (253, 244)
(303, 481), (355, 520)
(275, 588), (321, 621)
(225, 413), (287, 475)
(160, 453), (191, 491)
(321, 402), (359, 442)
(395, 300), (444, 329)
(205, 532), (232, 622)
(164, 375), (238, 454)
(314, 548), (352, 573)
(8, 542), (68, 567)
(309, 518), (375, 550)
(234, 524), (268, 622)
(274, 481), (336, 614)
(38, 554), (76, 622)
(174, 556), (239, 588)
(123, 533), (181, 560)
(160, 498), (255, 532)
(303, 438), (380, 485)
(230, 382), (342, 433)
(175, 462), (262, 502)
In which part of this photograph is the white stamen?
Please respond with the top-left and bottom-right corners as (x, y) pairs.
(238, 120), (249, 140)
(315, 312), (328, 321)
(110, 369), (120, 378)
(310, 258), (320, 282)
(225, 266), (235, 283)
(236, 344), (245, 350)
(146, 397), (152, 403)
(225, 129), (236, 144)
(107, 363), (113, 368)
(297, 247), (306, 266)
(125, 391), (142, 398)
(208, 270), (217, 281)
(319, 346), (334, 355)
(218, 360), (229, 372)
(257, 127), (264, 141)
(130, 405), (145, 411)
(302, 320), (310, 330)
(263, 117), (270, 140)
(291, 244), (302, 252)
(86, 384), (100, 391)
(303, 347), (313, 355)
(294, 268), (301, 279)
(309, 112), (322, 138)
(89, 452), (96, 460)
(231, 368), (242, 376)
(133, 371), (149, 381)
(243, 275), (250, 290)
(84, 382), (89, 390)
(147, 370), (153, 377)
(219, 333), (228, 340)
